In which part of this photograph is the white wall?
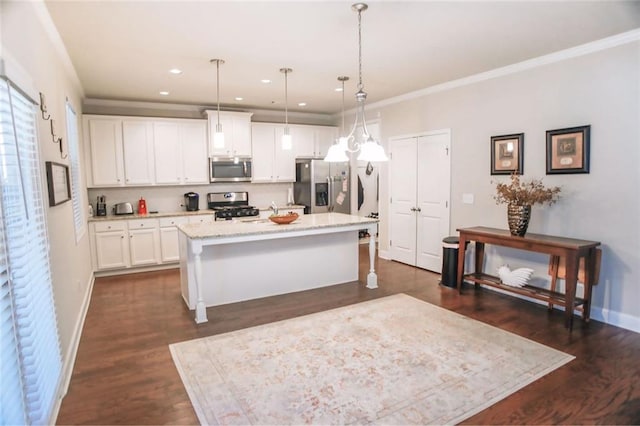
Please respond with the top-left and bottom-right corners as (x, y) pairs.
(1, 0), (94, 403)
(371, 38), (640, 331)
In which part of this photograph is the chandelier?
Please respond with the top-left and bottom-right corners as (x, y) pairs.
(324, 3), (388, 163)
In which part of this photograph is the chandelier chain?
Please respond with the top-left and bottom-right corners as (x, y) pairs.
(357, 8), (363, 90)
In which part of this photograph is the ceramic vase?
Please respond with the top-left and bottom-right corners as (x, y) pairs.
(507, 204), (531, 236)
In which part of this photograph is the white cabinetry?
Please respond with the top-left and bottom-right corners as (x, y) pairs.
(84, 115), (208, 187)
(251, 123), (296, 183)
(206, 111), (253, 157)
(159, 217), (189, 262)
(122, 120), (154, 185)
(127, 219), (160, 266)
(86, 118), (124, 186)
(294, 125), (337, 158)
(93, 221), (130, 270)
(153, 120), (208, 185)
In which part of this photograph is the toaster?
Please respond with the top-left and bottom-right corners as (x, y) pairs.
(114, 202), (134, 215)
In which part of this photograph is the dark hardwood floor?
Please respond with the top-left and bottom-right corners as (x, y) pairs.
(57, 245), (640, 425)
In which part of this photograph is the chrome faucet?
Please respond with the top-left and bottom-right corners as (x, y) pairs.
(270, 201), (278, 216)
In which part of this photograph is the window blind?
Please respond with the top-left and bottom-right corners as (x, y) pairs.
(65, 100), (86, 242)
(0, 78), (62, 425)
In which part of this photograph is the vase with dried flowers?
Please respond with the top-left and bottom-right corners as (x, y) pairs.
(494, 173), (561, 236)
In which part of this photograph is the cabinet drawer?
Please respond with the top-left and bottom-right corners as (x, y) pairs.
(159, 216), (189, 227)
(93, 221), (126, 233)
(128, 218), (159, 229)
(188, 215), (215, 224)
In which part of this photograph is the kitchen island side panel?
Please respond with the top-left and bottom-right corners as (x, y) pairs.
(180, 231), (358, 309)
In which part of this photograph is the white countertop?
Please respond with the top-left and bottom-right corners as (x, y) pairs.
(87, 205), (306, 222)
(177, 213), (378, 240)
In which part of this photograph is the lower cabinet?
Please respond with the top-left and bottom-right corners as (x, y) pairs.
(93, 221), (130, 270)
(128, 219), (161, 266)
(90, 214), (214, 272)
(159, 217), (189, 263)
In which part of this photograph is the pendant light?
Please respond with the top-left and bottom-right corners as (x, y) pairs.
(210, 58), (225, 149)
(280, 67), (293, 150)
(324, 3), (388, 163)
(326, 76), (350, 162)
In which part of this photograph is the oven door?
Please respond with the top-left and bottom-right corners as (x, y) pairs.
(210, 157), (252, 182)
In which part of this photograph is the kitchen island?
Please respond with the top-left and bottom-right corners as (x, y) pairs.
(178, 213), (379, 323)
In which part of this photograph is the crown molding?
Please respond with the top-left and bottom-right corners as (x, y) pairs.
(362, 28), (640, 113)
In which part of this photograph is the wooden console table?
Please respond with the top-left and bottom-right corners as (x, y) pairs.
(456, 226), (601, 330)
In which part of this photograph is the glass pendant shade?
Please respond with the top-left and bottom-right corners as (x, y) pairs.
(324, 143), (350, 162)
(357, 138), (389, 162)
(281, 127), (292, 150)
(213, 123), (225, 149)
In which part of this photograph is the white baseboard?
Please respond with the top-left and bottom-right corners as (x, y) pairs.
(590, 306), (640, 334)
(51, 271), (95, 423)
(378, 249), (390, 260)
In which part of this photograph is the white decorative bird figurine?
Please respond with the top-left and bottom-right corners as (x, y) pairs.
(497, 265), (534, 288)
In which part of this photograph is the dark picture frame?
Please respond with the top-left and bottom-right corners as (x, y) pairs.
(490, 133), (524, 175)
(45, 161), (71, 206)
(546, 125), (590, 174)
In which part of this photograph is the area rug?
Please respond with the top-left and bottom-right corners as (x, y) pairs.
(169, 293), (574, 425)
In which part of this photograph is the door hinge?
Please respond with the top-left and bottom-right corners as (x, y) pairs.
(389, 152), (393, 160)
(446, 200), (449, 208)
(445, 146), (449, 156)
(390, 240), (392, 246)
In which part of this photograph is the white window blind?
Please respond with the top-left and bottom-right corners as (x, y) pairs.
(65, 100), (86, 242)
(0, 78), (62, 425)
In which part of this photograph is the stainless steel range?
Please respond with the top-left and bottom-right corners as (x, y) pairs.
(207, 191), (260, 221)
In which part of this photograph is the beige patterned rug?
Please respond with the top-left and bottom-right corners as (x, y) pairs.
(170, 294), (573, 425)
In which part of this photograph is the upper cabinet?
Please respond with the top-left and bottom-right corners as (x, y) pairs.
(251, 123), (296, 183)
(293, 124), (338, 158)
(153, 120), (208, 185)
(205, 110), (253, 157)
(84, 115), (208, 188)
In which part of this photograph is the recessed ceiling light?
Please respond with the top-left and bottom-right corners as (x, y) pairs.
(159, 91), (170, 96)
(169, 68), (182, 75)
(335, 87), (343, 92)
(235, 97), (244, 101)
(298, 102), (307, 107)
(261, 79), (271, 84)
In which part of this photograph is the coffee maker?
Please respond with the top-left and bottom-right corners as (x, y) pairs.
(96, 195), (107, 216)
(184, 192), (199, 211)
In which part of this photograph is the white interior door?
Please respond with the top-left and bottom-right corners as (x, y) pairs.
(389, 137), (417, 265)
(416, 131), (451, 272)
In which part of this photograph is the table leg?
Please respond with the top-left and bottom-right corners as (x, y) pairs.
(474, 242), (485, 285)
(564, 251), (579, 330)
(582, 249), (596, 322)
(366, 224), (378, 289)
(456, 235), (468, 293)
(192, 242), (208, 324)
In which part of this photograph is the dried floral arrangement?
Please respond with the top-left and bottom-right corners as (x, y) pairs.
(494, 173), (561, 206)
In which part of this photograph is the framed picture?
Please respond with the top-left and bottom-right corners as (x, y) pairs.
(490, 133), (524, 175)
(546, 125), (590, 174)
(45, 161), (71, 206)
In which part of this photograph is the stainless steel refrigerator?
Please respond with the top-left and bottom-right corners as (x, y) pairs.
(294, 159), (351, 214)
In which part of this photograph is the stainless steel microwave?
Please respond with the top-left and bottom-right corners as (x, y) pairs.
(210, 157), (252, 182)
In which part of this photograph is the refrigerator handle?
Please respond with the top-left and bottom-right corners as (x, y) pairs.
(327, 176), (333, 212)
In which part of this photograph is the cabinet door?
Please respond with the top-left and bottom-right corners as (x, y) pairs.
(231, 114), (252, 156)
(180, 121), (209, 184)
(129, 228), (160, 266)
(153, 122), (181, 184)
(292, 125), (316, 158)
(87, 118), (124, 186)
(95, 230), (129, 269)
(251, 123), (276, 182)
(274, 127), (296, 182)
(159, 227), (180, 262)
(314, 126), (338, 158)
(122, 120), (155, 185)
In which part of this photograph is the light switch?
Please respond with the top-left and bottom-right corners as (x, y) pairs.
(462, 193), (474, 204)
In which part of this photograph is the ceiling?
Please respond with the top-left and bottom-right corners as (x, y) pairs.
(45, 1), (640, 115)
